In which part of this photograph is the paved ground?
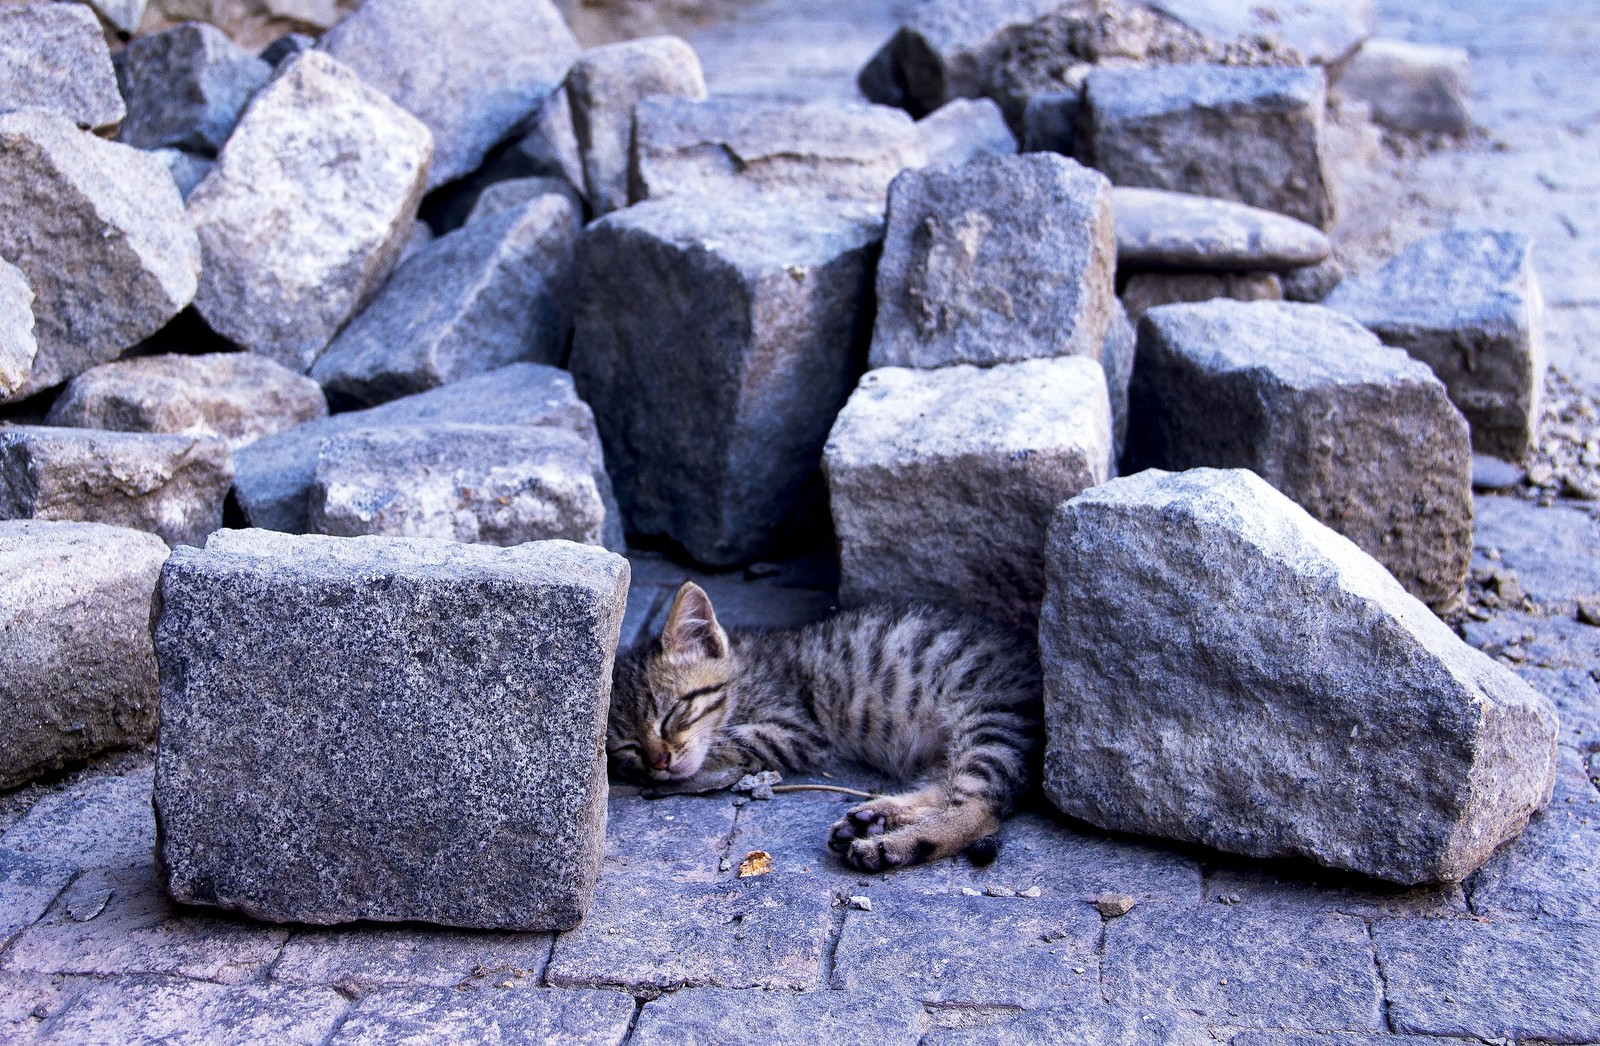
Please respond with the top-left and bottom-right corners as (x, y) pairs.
(3, 0), (1599, 1042)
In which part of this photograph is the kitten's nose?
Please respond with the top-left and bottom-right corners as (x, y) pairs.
(651, 754), (671, 772)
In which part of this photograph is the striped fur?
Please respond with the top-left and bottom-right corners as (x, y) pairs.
(607, 582), (1043, 871)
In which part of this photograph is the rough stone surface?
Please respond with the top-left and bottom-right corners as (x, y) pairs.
(870, 153), (1115, 369)
(570, 195), (880, 566)
(331, 987), (634, 1045)
(307, 424), (620, 550)
(917, 97), (1017, 168)
(1339, 38), (1472, 135)
(318, 0), (580, 189)
(153, 531), (628, 930)
(1156, 0), (1376, 73)
(1083, 65), (1335, 229)
(272, 925), (548, 993)
(1125, 300), (1473, 609)
(0, 3), (125, 132)
(0, 426), (233, 548)
(466, 176), (584, 225)
(38, 978), (349, 1046)
(1040, 468), (1560, 884)
(311, 194), (580, 407)
(232, 363), (605, 534)
(946, 810), (1202, 902)
(0, 765), (156, 869)
(1324, 229), (1546, 459)
(568, 36), (707, 216)
(0, 849), (74, 947)
(0, 109), (200, 399)
(825, 357), (1112, 631)
(630, 95), (926, 207)
(1113, 186), (1333, 270)
(0, 258), (36, 399)
(512, 85), (587, 198)
(186, 50), (432, 373)
(1102, 297), (1135, 458)
(114, 22), (274, 155)
(1120, 272), (1284, 323)
(928, 1000), (1207, 1045)
(85, 0), (148, 36)
(1022, 90), (1081, 156)
(47, 352), (328, 451)
(1470, 495), (1600, 613)
(259, 33), (315, 68)
(633, 988), (924, 1046)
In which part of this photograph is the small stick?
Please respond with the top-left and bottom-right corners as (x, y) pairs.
(769, 784), (882, 800)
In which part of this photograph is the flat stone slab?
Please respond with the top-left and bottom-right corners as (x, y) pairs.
(0, 849), (74, 948)
(870, 153), (1115, 369)
(604, 791), (735, 884)
(1200, 856), (1468, 921)
(0, 3), (125, 132)
(825, 356), (1112, 632)
(36, 977), (348, 1046)
(633, 987), (924, 1046)
(926, 999), (1206, 1045)
(113, 22), (273, 155)
(1324, 230), (1546, 459)
(0, 765), (157, 870)
(1471, 496), (1600, 612)
(1040, 468), (1559, 884)
(153, 531), (628, 930)
(0, 522), (167, 790)
(272, 925), (550, 993)
(0, 426), (233, 548)
(47, 352), (328, 451)
(187, 50), (432, 373)
(330, 987), (635, 1045)
(318, 0), (580, 189)
(1113, 187), (1332, 270)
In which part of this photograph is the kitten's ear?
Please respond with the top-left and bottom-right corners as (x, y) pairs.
(661, 582), (729, 663)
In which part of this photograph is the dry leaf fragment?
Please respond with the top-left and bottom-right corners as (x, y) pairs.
(737, 850), (773, 877)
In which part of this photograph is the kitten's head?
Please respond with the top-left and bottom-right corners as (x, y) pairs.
(607, 581), (737, 783)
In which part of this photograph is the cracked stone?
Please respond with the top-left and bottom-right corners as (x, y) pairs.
(0, 766), (156, 870)
(0, 850), (75, 946)
(1466, 746), (1600, 920)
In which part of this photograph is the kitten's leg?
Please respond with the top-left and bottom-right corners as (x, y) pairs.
(843, 797), (1003, 872)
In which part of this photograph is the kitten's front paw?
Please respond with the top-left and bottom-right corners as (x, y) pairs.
(843, 835), (922, 872)
(827, 808), (887, 853)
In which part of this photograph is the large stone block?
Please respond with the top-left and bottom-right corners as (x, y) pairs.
(1125, 301), (1472, 609)
(1112, 186), (1331, 270)
(1083, 65), (1335, 228)
(307, 424), (622, 550)
(0, 110), (200, 400)
(310, 194), (580, 407)
(114, 22), (273, 156)
(629, 96), (926, 208)
(1040, 468), (1560, 884)
(318, 0), (580, 189)
(47, 352), (328, 451)
(187, 51), (432, 373)
(0, 520), (167, 789)
(0, 426), (233, 548)
(870, 153), (1115, 369)
(153, 530), (629, 930)
(825, 357), (1111, 632)
(1324, 230), (1545, 460)
(570, 195), (880, 566)
(232, 363), (606, 535)
(567, 36), (707, 216)
(0, 259), (36, 400)
(0, 3), (125, 133)
(1338, 38), (1472, 136)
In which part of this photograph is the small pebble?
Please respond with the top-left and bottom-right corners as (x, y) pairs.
(1216, 893), (1243, 906)
(849, 895), (873, 911)
(1093, 892), (1135, 917)
(960, 887), (982, 897)
(1019, 886), (1042, 898)
(985, 885), (1016, 898)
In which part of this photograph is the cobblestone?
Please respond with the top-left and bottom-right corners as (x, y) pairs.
(329, 986), (635, 1045)
(632, 987), (924, 1046)
(36, 977), (348, 1046)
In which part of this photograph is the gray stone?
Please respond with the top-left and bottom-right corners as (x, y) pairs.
(917, 97), (1017, 168)
(1470, 454), (1525, 492)
(153, 531), (627, 930)
(0, 522), (165, 790)
(1103, 904), (1382, 1031)
(1374, 916), (1600, 1041)
(1324, 230), (1547, 460)
(260, 33), (315, 68)
(467, 176), (585, 225)
(512, 85), (587, 198)
(1112, 186), (1332, 270)
(927, 1000), (1208, 1046)
(330, 987), (635, 1045)
(0, 850), (74, 947)
(718, 784), (939, 890)
(186, 50), (432, 373)
(1022, 90), (1081, 156)
(1462, 610), (1600, 676)
(869, 153), (1115, 369)
(1102, 298), (1135, 459)
(602, 792), (733, 883)
(310, 194), (579, 406)
(46, 352), (324, 454)
(0, 972), (78, 1042)
(633, 988), (924, 1046)
(1466, 745), (1600, 920)
(1200, 858), (1467, 920)
(1120, 272), (1284, 323)
(1040, 468), (1560, 884)
(1125, 300), (1473, 610)
(232, 363), (605, 534)
(2, 863), (290, 984)
(306, 424), (620, 550)
(947, 811), (1202, 903)
(272, 925), (549, 992)
(1083, 65), (1335, 229)
(38, 978), (349, 1046)
(1471, 496), (1600, 613)
(114, 22), (273, 155)
(1281, 257), (1346, 303)
(0, 109), (199, 399)
(0, 426), (233, 548)
(567, 36), (707, 216)
(825, 357), (1112, 632)
(0, 258), (36, 400)
(1339, 38), (1472, 136)
(85, 0), (148, 35)
(0, 3), (124, 132)
(0, 765), (156, 870)
(317, 0), (580, 189)
(630, 95), (926, 208)
(546, 875), (833, 991)
(1518, 668), (1600, 752)
(153, 148), (216, 199)
(1230, 1035), (1469, 1046)
(832, 888), (1101, 1008)
(570, 195), (879, 566)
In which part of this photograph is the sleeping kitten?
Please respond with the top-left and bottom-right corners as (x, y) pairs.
(607, 581), (1043, 871)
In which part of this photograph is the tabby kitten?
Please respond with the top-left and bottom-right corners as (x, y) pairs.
(607, 582), (1043, 871)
